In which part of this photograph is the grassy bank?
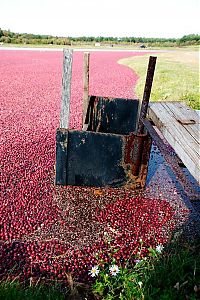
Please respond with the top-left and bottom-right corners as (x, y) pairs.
(0, 236), (199, 300)
(0, 43), (199, 51)
(92, 236), (200, 300)
(0, 282), (66, 300)
(119, 50), (200, 109)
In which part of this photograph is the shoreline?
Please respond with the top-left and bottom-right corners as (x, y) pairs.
(0, 46), (164, 52)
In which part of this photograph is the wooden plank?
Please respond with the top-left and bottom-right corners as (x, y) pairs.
(60, 49), (73, 129)
(167, 102), (199, 142)
(148, 101), (200, 184)
(82, 52), (90, 127)
(152, 102), (199, 158)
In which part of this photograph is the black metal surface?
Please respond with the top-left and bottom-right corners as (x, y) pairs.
(55, 129), (68, 185)
(85, 96), (139, 135)
(55, 97), (152, 188)
(137, 56), (157, 134)
(143, 118), (200, 201)
(66, 130), (127, 187)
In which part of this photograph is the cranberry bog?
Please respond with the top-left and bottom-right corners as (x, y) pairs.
(0, 49), (199, 284)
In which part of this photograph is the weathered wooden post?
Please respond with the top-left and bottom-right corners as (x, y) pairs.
(56, 49), (73, 185)
(60, 49), (73, 129)
(82, 52), (90, 128)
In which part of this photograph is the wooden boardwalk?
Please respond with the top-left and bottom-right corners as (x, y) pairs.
(148, 102), (200, 184)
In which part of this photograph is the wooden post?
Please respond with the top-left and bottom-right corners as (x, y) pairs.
(82, 52), (90, 128)
(60, 49), (73, 129)
(137, 56), (157, 134)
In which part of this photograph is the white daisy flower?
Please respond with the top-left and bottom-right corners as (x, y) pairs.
(109, 265), (120, 276)
(156, 244), (164, 253)
(88, 265), (100, 277)
(134, 259), (141, 265)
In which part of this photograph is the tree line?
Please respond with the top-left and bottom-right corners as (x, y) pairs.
(0, 29), (199, 47)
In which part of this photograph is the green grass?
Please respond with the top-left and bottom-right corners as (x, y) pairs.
(0, 236), (199, 299)
(92, 236), (200, 299)
(119, 50), (200, 109)
(142, 239), (200, 300)
(0, 281), (66, 300)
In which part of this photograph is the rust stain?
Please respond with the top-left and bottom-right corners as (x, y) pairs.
(122, 132), (152, 189)
(177, 119), (196, 125)
(92, 189), (103, 196)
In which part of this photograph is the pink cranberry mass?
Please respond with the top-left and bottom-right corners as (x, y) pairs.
(0, 50), (188, 282)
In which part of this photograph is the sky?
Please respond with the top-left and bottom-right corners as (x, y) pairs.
(0, 0), (199, 38)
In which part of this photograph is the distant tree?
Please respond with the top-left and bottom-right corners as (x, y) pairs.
(0, 36), (11, 43)
(0, 28), (199, 47)
(180, 34), (200, 42)
(0, 28), (3, 38)
(178, 34), (200, 46)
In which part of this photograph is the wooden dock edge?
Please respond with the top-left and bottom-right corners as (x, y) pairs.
(148, 101), (200, 185)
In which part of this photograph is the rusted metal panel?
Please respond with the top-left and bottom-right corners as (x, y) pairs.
(124, 132), (152, 188)
(84, 96), (139, 135)
(55, 128), (152, 189)
(56, 97), (152, 188)
(55, 53), (157, 189)
(138, 133), (152, 188)
(126, 133), (146, 176)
